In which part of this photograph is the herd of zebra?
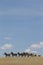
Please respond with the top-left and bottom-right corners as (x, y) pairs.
(4, 52), (41, 57)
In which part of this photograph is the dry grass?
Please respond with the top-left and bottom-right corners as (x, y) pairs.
(0, 57), (43, 65)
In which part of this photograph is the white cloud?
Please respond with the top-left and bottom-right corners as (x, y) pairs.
(40, 42), (43, 45)
(25, 48), (37, 54)
(31, 44), (40, 48)
(1, 44), (13, 50)
(31, 51), (37, 54)
(4, 37), (12, 40)
(25, 48), (31, 53)
(25, 42), (43, 53)
(31, 42), (43, 49)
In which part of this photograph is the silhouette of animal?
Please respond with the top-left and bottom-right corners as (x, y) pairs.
(11, 52), (17, 57)
(4, 52), (11, 57)
(38, 55), (41, 57)
(17, 52), (24, 57)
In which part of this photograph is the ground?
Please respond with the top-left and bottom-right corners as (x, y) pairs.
(0, 57), (43, 65)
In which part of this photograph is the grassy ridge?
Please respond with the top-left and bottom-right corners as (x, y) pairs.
(0, 57), (43, 65)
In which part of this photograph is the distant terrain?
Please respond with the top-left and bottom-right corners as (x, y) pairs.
(0, 57), (43, 65)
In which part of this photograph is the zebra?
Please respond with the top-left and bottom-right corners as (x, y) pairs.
(4, 52), (11, 57)
(17, 52), (24, 57)
(11, 52), (17, 57)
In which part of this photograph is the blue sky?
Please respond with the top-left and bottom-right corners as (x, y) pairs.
(0, 0), (43, 56)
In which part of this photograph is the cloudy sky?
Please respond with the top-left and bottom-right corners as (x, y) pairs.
(0, 0), (43, 56)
